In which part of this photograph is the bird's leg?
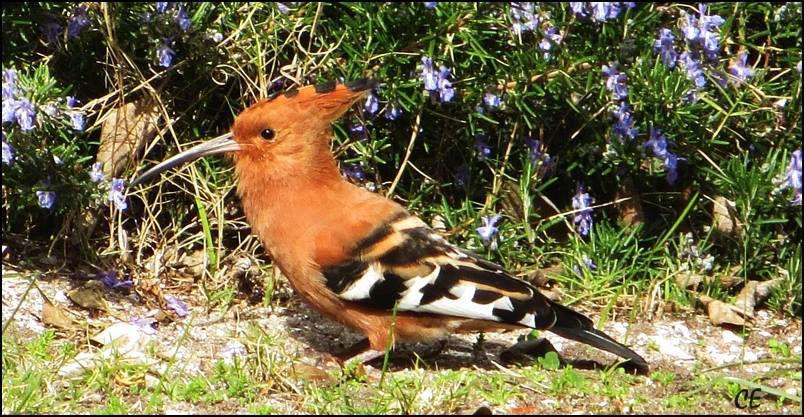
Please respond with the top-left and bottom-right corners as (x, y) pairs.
(333, 337), (389, 367)
(346, 348), (388, 367)
(333, 337), (370, 361)
(419, 338), (448, 359)
(471, 333), (487, 361)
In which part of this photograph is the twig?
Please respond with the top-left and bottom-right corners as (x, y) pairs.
(386, 106), (423, 197)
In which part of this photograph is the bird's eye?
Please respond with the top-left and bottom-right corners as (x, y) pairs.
(260, 128), (276, 141)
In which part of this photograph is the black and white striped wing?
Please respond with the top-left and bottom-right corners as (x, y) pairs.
(322, 213), (557, 329)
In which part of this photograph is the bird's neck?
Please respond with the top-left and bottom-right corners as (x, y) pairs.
(234, 150), (351, 262)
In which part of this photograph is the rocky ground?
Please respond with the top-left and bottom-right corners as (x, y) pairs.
(2, 258), (801, 414)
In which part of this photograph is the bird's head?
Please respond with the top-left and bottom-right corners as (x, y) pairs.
(129, 79), (377, 188)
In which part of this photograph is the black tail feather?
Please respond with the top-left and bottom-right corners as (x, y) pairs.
(547, 303), (649, 372)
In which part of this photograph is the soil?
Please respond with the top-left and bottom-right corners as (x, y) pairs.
(2, 253), (801, 415)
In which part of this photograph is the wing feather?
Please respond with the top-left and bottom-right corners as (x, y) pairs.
(320, 213), (649, 370)
(321, 214), (555, 328)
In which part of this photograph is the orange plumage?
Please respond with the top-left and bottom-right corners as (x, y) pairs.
(131, 80), (648, 372)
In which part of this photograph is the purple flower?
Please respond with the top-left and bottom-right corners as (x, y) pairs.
(681, 14), (701, 43)
(611, 101), (638, 141)
(474, 134), (492, 160)
(698, 4), (725, 32)
(591, 3), (612, 21)
(728, 51), (755, 83)
(3, 69), (17, 97)
(483, 92), (501, 109)
(420, 57), (456, 103)
(132, 316), (158, 335)
(574, 255), (598, 275)
(364, 91), (379, 116)
(342, 163), (366, 182)
(540, 25), (563, 56)
(681, 4), (724, 64)
(510, 3), (539, 34)
(2, 132), (14, 165)
(476, 214), (501, 243)
(348, 122), (367, 140)
(66, 96), (84, 131)
(41, 21), (62, 44)
(2, 99), (17, 124)
(438, 66), (455, 103)
(569, 2), (587, 17)
(36, 190), (57, 209)
(69, 112), (85, 131)
(538, 38), (552, 53)
(176, 5), (191, 32)
(570, 2), (634, 22)
(525, 136), (542, 162)
(654, 28), (677, 68)
(277, 3), (291, 14)
(572, 183), (594, 237)
(645, 128), (681, 185)
(97, 270), (134, 290)
(2, 69), (18, 124)
(582, 255), (597, 270)
(166, 295), (189, 317)
(156, 2), (171, 13)
(796, 61), (802, 73)
(109, 178), (128, 211)
(602, 63), (628, 101)
(679, 51), (706, 89)
(420, 57), (439, 91)
(14, 98), (36, 131)
(424, 2), (437, 8)
(664, 152), (680, 185)
(439, 83), (455, 102)
(157, 40), (175, 68)
(644, 127), (669, 159)
(67, 5), (90, 38)
(90, 162), (104, 182)
(384, 104), (402, 121)
(784, 149), (802, 205)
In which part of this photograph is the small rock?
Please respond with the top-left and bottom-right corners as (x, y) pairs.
(706, 345), (736, 365)
(651, 335), (695, 361)
(721, 330), (743, 345)
(41, 300), (76, 330)
(67, 280), (111, 313)
(145, 374), (160, 389)
(219, 340), (247, 365)
(59, 322), (156, 378)
(53, 290), (69, 304)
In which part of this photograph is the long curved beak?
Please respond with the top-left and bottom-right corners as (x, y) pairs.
(129, 132), (240, 188)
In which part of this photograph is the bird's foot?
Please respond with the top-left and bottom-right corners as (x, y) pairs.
(499, 337), (560, 365)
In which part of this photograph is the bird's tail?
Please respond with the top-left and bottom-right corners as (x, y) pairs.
(547, 302), (648, 372)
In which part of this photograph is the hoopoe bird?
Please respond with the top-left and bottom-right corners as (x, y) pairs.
(130, 79), (648, 373)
